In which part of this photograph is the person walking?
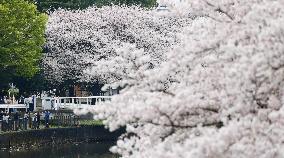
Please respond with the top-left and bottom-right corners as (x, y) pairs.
(0, 111), (4, 121)
(44, 110), (50, 128)
(51, 97), (55, 110)
(3, 113), (10, 131)
(23, 112), (29, 130)
(0, 111), (3, 131)
(18, 95), (25, 104)
(14, 112), (19, 131)
(3, 96), (7, 104)
(36, 112), (40, 129)
(32, 113), (37, 129)
(2, 113), (7, 131)
(0, 97), (4, 104)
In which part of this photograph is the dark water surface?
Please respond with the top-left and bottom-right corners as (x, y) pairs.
(0, 142), (117, 158)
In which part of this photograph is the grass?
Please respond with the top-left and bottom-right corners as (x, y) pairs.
(0, 119), (104, 134)
(79, 119), (104, 126)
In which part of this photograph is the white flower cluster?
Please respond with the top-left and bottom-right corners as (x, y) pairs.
(43, 5), (190, 83)
(46, 0), (284, 157)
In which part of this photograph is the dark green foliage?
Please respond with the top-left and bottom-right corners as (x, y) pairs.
(0, 0), (47, 90)
(34, 0), (97, 12)
(33, 0), (157, 12)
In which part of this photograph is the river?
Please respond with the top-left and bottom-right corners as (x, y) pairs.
(0, 142), (117, 158)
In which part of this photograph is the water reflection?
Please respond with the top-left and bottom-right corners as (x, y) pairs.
(0, 142), (118, 158)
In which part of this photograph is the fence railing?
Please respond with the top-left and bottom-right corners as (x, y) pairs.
(0, 115), (80, 132)
(0, 104), (29, 113)
(51, 114), (80, 126)
(57, 96), (112, 108)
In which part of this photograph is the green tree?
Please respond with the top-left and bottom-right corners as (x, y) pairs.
(0, 0), (47, 88)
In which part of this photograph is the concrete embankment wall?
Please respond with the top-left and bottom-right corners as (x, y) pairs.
(0, 125), (124, 149)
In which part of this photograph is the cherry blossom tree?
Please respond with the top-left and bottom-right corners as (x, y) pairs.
(46, 0), (284, 157)
(43, 5), (190, 83)
(90, 0), (284, 157)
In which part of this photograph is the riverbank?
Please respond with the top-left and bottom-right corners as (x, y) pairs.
(0, 141), (118, 158)
(0, 125), (124, 151)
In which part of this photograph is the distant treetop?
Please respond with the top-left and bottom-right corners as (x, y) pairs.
(32, 0), (157, 12)
(0, 0), (47, 88)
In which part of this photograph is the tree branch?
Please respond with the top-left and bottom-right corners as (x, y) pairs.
(148, 120), (223, 129)
(215, 8), (234, 21)
(203, 0), (234, 21)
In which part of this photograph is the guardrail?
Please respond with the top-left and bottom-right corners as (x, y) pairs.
(43, 96), (112, 110)
(0, 114), (80, 132)
(0, 104), (28, 113)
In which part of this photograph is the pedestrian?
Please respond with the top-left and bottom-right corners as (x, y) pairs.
(3, 113), (10, 131)
(51, 97), (55, 110)
(28, 96), (33, 111)
(5, 112), (10, 122)
(0, 111), (4, 120)
(24, 97), (29, 107)
(2, 113), (7, 131)
(0, 96), (3, 104)
(0, 111), (3, 131)
(14, 111), (19, 131)
(3, 96), (7, 104)
(44, 110), (51, 128)
(18, 95), (25, 104)
(24, 112), (29, 119)
(31, 113), (36, 129)
(23, 112), (29, 130)
(36, 112), (40, 129)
